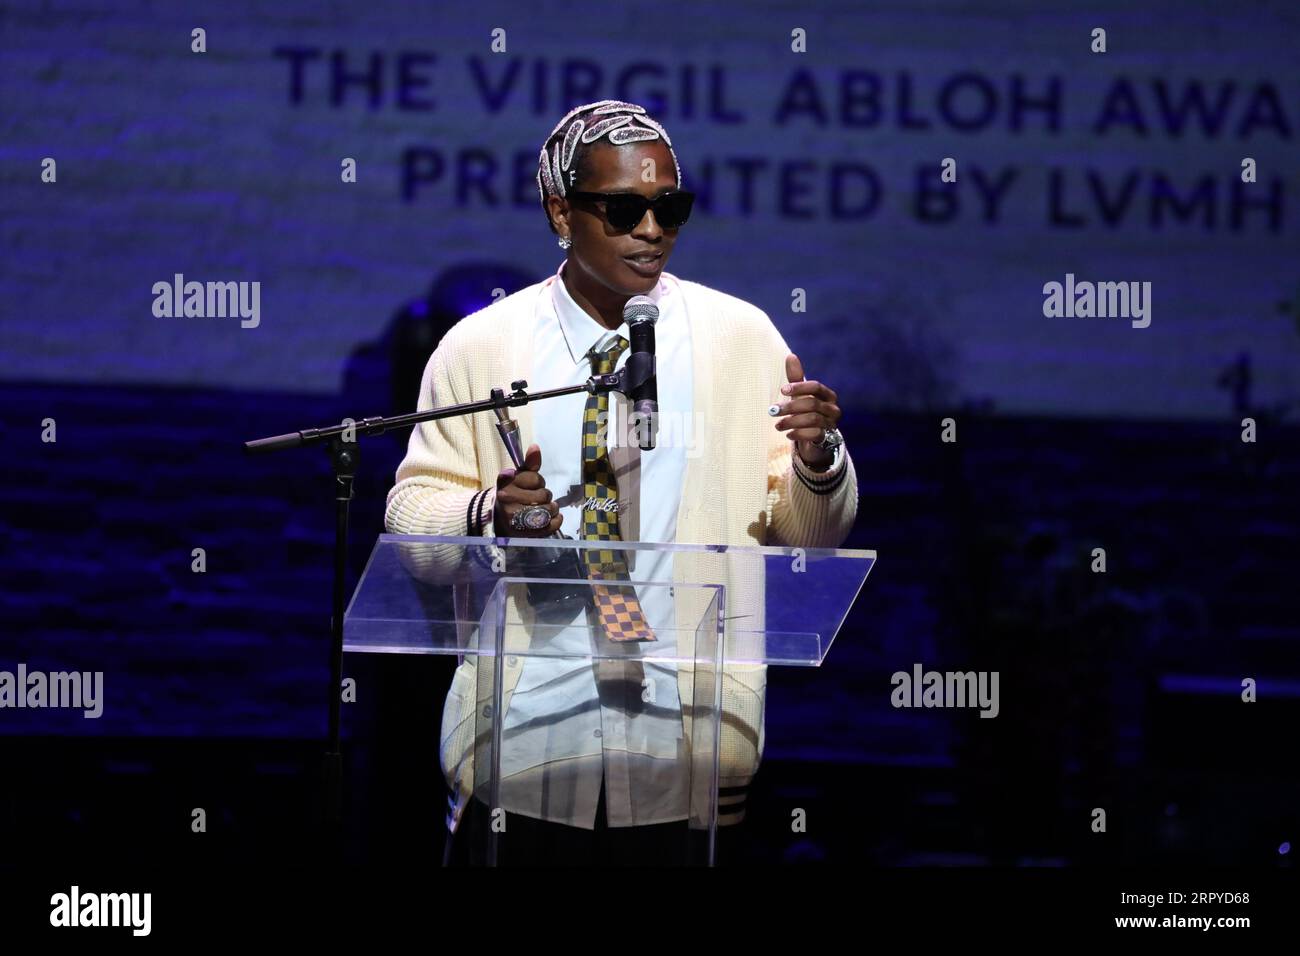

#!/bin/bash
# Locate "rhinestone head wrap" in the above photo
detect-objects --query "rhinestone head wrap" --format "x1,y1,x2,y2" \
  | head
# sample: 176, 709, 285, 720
536, 99, 682, 233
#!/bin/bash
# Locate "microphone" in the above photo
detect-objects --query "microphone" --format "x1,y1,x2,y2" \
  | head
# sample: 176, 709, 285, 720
623, 295, 658, 450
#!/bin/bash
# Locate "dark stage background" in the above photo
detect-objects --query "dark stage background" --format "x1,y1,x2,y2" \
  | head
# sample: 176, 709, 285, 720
2, 0, 1298, 869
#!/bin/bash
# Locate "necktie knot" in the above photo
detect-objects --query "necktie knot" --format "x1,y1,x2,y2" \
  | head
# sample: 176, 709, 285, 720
589, 336, 629, 375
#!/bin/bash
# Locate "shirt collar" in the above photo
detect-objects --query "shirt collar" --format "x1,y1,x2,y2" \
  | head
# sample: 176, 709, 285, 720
550, 259, 669, 367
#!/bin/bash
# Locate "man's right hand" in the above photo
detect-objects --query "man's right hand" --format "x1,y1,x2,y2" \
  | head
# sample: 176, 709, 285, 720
494, 443, 562, 537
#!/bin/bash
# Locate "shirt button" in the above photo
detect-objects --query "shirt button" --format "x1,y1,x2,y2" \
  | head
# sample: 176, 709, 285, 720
593, 729, 603, 738
506, 656, 518, 667
482, 705, 493, 718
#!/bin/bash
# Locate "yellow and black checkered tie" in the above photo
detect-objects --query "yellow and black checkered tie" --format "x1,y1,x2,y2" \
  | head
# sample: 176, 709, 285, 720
582, 336, 656, 644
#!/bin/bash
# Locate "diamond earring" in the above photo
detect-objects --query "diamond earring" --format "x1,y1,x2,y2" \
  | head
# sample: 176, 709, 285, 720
557, 235, 572, 249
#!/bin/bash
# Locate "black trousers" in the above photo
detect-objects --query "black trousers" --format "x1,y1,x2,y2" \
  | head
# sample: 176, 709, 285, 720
442, 781, 721, 866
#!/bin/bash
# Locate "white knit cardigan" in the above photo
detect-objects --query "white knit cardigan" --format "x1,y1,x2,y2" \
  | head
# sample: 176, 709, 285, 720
385, 268, 858, 830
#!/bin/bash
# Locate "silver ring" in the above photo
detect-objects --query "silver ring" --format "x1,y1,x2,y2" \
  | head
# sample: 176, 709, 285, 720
510, 504, 553, 532
814, 427, 844, 451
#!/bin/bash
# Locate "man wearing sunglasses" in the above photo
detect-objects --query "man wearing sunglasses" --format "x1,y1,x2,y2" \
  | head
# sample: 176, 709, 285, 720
388, 99, 858, 865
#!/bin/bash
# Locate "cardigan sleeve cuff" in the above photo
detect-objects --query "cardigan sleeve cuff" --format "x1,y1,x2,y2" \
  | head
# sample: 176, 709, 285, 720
466, 486, 498, 538
791, 441, 848, 496
770, 441, 857, 549
385, 482, 498, 538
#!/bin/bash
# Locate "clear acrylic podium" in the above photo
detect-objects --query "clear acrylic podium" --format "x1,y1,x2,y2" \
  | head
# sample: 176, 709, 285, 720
344, 534, 874, 865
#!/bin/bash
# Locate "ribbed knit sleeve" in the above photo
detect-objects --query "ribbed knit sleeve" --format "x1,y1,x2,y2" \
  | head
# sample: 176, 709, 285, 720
385, 335, 496, 538
761, 320, 859, 549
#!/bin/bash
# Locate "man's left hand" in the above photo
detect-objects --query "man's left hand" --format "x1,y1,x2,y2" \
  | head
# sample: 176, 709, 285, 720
773, 354, 842, 472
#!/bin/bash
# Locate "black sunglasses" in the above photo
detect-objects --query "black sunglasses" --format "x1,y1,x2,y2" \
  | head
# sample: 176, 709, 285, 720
568, 190, 695, 232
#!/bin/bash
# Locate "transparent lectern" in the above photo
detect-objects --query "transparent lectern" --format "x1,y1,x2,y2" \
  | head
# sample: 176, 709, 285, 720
344, 534, 874, 866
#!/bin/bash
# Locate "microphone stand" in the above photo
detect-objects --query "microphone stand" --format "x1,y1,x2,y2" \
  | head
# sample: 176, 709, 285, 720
241, 364, 644, 843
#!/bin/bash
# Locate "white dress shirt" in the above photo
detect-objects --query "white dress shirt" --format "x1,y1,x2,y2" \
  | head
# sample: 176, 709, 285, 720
497, 259, 695, 830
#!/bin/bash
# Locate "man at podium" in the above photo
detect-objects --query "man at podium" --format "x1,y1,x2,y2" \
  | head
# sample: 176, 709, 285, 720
386, 99, 858, 864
